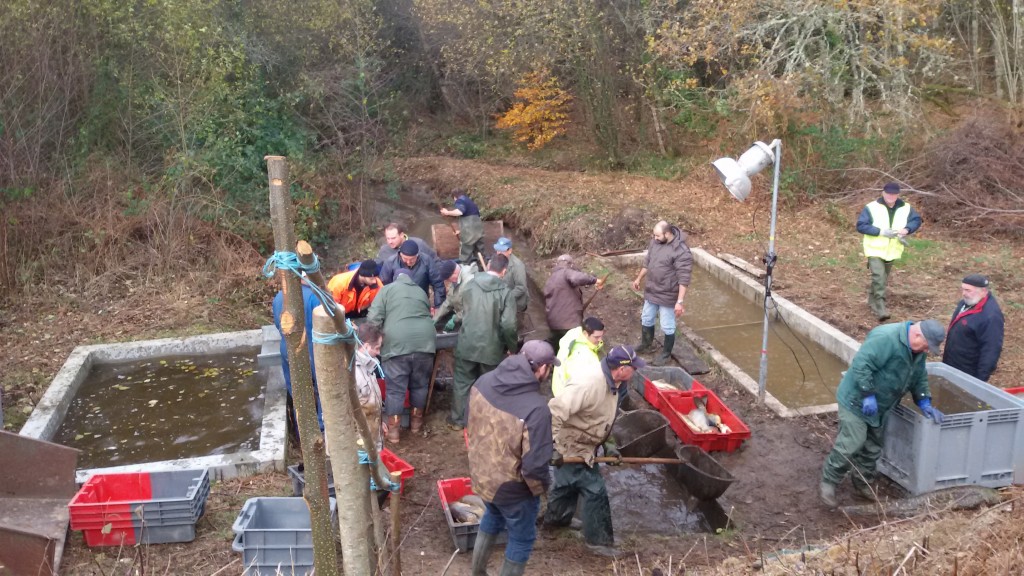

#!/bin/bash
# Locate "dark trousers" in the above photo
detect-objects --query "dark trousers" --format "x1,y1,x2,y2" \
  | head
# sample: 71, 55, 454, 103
544, 463, 614, 546
382, 352, 434, 416
480, 496, 540, 563
547, 329, 569, 353
822, 406, 886, 489
450, 357, 497, 427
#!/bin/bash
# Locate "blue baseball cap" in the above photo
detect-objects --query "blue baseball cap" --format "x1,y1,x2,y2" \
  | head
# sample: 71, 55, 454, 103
493, 237, 513, 251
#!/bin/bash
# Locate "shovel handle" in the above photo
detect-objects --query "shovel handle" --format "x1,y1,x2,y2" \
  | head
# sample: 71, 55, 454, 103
562, 456, 684, 465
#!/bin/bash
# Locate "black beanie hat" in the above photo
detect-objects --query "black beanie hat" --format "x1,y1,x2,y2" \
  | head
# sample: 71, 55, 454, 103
963, 274, 989, 288
358, 260, 378, 277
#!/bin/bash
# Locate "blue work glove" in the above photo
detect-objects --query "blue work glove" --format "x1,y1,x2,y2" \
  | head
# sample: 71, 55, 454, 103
444, 316, 456, 332
861, 395, 878, 417
916, 398, 945, 424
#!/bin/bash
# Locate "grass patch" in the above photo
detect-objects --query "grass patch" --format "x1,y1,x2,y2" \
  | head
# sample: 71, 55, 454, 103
625, 154, 692, 180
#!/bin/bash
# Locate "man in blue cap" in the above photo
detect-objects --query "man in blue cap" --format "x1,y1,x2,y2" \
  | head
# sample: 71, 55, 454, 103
856, 182, 922, 321
493, 236, 529, 314
820, 319, 946, 508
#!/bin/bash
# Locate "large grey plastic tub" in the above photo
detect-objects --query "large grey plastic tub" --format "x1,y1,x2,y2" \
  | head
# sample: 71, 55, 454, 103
232, 497, 338, 576
630, 366, 696, 398
879, 362, 1024, 495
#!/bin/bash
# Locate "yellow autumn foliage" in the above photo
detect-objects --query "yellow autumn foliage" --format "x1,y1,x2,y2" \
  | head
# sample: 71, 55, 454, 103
495, 69, 572, 150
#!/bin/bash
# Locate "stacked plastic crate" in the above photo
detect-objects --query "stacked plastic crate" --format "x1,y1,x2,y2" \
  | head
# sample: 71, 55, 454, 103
68, 469, 211, 546
232, 497, 337, 576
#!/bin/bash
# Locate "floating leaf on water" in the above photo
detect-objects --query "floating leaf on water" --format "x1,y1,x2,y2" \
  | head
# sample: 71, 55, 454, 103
159, 360, 168, 365
75, 434, 85, 441
148, 400, 158, 407
144, 379, 152, 383
114, 385, 129, 391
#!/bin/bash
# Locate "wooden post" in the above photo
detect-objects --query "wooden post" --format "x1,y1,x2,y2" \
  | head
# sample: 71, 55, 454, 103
265, 156, 339, 576
313, 306, 375, 576
295, 242, 389, 492
389, 471, 404, 576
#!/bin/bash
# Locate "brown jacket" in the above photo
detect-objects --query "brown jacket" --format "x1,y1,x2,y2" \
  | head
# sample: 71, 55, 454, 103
468, 355, 553, 505
643, 225, 692, 307
548, 362, 617, 466
543, 264, 598, 331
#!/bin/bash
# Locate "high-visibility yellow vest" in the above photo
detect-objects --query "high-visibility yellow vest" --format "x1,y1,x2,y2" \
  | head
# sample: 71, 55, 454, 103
862, 201, 911, 261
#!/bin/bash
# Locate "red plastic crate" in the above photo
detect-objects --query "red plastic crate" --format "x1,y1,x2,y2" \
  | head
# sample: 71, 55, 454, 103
659, 389, 750, 452
380, 448, 415, 493
1005, 386, 1024, 397
643, 376, 706, 411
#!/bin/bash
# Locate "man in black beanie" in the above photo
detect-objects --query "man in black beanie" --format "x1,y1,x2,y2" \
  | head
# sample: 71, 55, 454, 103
380, 239, 448, 313
943, 274, 1004, 381
327, 259, 382, 318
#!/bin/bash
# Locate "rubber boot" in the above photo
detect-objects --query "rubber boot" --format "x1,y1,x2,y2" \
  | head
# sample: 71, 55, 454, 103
471, 531, 498, 576
652, 334, 675, 366
410, 408, 424, 434
819, 481, 838, 508
853, 483, 878, 502
636, 325, 655, 354
499, 558, 527, 576
387, 415, 401, 445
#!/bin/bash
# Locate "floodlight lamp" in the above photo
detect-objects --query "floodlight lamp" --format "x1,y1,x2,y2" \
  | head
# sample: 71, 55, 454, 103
712, 141, 777, 202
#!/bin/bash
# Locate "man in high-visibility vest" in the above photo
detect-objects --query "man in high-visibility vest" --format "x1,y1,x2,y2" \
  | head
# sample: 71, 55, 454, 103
855, 182, 922, 321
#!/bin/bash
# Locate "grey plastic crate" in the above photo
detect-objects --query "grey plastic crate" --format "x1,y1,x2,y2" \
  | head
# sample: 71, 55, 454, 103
70, 469, 210, 529
286, 465, 335, 498
879, 362, 1024, 495
232, 497, 337, 576
631, 365, 696, 398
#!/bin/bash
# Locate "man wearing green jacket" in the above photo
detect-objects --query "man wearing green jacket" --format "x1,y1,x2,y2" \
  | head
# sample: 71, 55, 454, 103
447, 254, 518, 431
820, 319, 946, 508
366, 269, 437, 444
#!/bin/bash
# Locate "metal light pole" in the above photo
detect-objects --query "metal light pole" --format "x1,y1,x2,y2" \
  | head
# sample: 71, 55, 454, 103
712, 139, 782, 403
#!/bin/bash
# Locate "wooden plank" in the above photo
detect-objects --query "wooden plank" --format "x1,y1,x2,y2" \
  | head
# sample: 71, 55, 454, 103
718, 253, 766, 279
431, 221, 505, 260
670, 338, 711, 375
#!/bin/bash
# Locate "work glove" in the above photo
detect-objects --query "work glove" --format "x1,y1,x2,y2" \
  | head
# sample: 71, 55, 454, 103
916, 398, 945, 424
550, 450, 564, 468
603, 441, 622, 466
861, 395, 878, 417
880, 228, 899, 238
444, 316, 456, 332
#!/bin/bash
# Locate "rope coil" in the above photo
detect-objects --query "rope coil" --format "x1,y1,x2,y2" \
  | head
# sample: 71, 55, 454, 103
358, 449, 401, 492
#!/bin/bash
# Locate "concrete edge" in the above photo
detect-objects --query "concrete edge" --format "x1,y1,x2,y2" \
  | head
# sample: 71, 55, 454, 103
604, 249, 851, 417
26, 327, 285, 482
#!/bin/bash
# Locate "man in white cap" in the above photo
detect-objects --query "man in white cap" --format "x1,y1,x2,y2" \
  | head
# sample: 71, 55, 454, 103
943, 274, 1004, 381
820, 319, 946, 508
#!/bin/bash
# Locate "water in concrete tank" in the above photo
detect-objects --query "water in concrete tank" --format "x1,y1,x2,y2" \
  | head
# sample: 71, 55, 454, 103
899, 376, 993, 414
682, 270, 849, 408
54, 348, 265, 469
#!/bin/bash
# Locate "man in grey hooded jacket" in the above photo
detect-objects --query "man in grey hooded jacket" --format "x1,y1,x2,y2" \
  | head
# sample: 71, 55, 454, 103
632, 221, 692, 365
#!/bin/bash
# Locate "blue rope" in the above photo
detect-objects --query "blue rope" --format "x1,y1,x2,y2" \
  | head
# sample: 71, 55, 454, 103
262, 251, 335, 318
358, 449, 401, 492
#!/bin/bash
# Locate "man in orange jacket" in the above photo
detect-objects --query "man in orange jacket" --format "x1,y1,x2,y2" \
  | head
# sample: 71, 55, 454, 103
328, 260, 383, 318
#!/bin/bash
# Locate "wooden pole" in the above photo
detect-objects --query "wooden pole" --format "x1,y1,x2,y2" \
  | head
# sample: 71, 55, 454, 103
424, 351, 444, 417
295, 242, 389, 491
313, 306, 375, 576
561, 456, 685, 465
389, 471, 404, 576
580, 272, 612, 314
266, 155, 339, 576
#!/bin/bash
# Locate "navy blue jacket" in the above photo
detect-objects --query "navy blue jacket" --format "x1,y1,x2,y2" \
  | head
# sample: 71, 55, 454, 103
855, 198, 922, 236
379, 253, 447, 308
455, 195, 481, 217
943, 292, 1004, 381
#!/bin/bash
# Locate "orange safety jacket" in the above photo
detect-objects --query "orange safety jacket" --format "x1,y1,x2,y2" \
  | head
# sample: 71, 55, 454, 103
328, 270, 382, 315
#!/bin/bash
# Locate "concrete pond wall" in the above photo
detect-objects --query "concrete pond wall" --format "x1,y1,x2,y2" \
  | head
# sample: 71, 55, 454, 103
608, 248, 860, 417
21, 326, 287, 482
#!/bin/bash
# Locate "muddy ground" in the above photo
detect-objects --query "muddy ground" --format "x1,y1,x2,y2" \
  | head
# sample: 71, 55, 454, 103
5, 155, 1024, 574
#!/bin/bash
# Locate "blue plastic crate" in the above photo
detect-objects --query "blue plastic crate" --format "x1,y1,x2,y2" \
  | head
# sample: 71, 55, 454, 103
879, 362, 1024, 495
